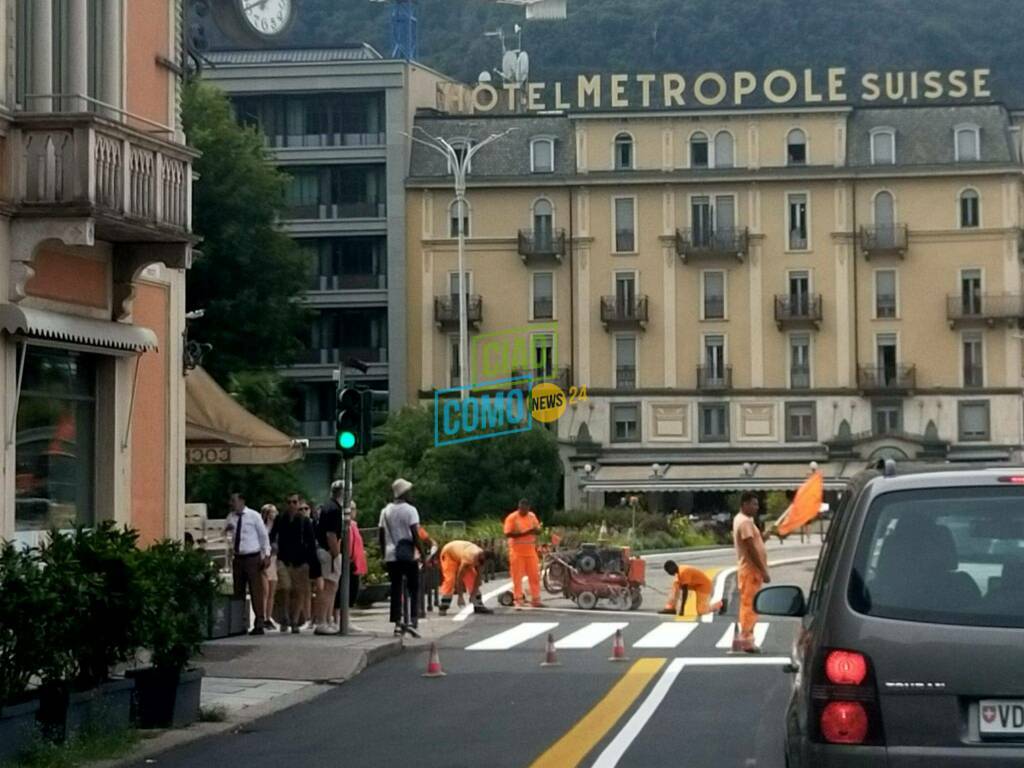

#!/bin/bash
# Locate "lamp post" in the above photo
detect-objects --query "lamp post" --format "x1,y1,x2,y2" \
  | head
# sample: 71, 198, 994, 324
405, 127, 516, 398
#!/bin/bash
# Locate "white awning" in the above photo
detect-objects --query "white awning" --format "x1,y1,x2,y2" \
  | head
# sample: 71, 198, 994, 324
0, 304, 157, 354
581, 461, 860, 493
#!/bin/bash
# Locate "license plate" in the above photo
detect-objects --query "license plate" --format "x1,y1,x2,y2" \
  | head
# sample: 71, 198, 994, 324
980, 700, 1024, 736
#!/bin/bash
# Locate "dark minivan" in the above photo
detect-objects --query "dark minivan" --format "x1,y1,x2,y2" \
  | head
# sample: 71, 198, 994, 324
757, 462, 1024, 766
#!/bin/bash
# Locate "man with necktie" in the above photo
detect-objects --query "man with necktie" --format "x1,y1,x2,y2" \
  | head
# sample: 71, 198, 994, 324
225, 491, 271, 635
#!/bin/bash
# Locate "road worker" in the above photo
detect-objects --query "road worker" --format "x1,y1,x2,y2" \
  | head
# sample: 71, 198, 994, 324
504, 498, 544, 608
659, 560, 725, 616
732, 491, 770, 653
438, 540, 494, 616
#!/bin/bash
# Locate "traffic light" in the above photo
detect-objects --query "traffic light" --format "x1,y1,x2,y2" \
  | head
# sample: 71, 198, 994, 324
336, 387, 362, 456
360, 389, 390, 450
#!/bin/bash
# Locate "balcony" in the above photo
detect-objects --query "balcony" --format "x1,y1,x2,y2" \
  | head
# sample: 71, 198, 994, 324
301, 346, 388, 365
13, 112, 195, 242
857, 364, 916, 394
946, 294, 1024, 328
518, 229, 566, 263
675, 227, 749, 263
285, 201, 386, 221
434, 295, 482, 330
511, 366, 571, 392
860, 224, 908, 259
309, 273, 387, 291
790, 366, 811, 390
774, 295, 823, 330
615, 366, 637, 390
600, 296, 648, 330
697, 365, 733, 391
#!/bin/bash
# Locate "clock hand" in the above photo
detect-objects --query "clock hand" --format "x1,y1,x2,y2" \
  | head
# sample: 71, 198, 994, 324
243, 0, 269, 10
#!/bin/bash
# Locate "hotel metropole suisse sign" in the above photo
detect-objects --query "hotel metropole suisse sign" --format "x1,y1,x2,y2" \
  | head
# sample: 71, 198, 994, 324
459, 67, 995, 113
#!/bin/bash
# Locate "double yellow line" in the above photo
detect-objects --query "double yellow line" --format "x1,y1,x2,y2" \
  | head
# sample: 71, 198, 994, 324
529, 658, 665, 768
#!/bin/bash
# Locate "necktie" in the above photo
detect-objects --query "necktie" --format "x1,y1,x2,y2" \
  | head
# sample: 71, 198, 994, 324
234, 511, 243, 554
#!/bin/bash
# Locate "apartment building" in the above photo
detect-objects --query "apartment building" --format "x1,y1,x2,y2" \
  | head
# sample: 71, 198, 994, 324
0, 0, 195, 543
407, 101, 1024, 509
204, 46, 457, 489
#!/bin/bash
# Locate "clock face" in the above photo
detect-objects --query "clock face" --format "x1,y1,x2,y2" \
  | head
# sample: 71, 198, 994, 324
238, 0, 293, 37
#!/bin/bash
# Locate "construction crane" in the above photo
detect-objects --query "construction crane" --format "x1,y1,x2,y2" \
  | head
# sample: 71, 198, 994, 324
369, 0, 566, 62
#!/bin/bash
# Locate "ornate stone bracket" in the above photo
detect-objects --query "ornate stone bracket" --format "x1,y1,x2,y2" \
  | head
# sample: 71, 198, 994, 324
113, 243, 193, 321
9, 218, 95, 301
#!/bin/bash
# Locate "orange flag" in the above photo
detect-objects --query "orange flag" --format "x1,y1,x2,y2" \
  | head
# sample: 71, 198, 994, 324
778, 471, 824, 536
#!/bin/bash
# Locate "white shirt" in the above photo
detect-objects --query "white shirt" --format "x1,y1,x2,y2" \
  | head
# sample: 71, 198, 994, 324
378, 501, 420, 563
225, 507, 270, 557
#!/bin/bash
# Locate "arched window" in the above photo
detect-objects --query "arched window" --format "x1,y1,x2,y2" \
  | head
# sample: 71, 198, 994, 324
449, 199, 469, 238
959, 189, 980, 228
614, 133, 634, 170
531, 138, 554, 173
533, 198, 554, 245
787, 129, 807, 165
955, 124, 980, 162
690, 131, 709, 168
871, 128, 896, 165
874, 191, 895, 247
713, 131, 734, 168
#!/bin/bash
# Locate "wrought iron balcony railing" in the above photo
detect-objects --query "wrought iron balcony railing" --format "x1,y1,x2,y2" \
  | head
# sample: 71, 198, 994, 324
518, 229, 567, 261
675, 227, 749, 262
434, 295, 483, 329
860, 224, 908, 258
774, 295, 823, 329
857, 364, 916, 392
600, 296, 649, 329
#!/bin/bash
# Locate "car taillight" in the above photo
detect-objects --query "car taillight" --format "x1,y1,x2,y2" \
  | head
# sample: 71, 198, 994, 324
812, 648, 884, 746
998, 476, 1024, 484
826, 650, 867, 685
820, 702, 870, 744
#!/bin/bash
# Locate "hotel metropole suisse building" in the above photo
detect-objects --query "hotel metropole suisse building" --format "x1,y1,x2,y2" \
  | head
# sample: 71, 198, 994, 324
0, 0, 194, 543
406, 83, 1024, 509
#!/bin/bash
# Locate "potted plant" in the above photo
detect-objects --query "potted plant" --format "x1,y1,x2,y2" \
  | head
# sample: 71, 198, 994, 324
130, 541, 219, 729
355, 548, 390, 607
0, 542, 47, 764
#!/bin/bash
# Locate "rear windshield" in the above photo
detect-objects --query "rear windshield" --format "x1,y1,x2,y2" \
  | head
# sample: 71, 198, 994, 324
849, 486, 1024, 628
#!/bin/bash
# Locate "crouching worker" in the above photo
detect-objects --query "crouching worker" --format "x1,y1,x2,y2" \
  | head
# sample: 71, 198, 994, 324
659, 560, 725, 617
438, 540, 494, 616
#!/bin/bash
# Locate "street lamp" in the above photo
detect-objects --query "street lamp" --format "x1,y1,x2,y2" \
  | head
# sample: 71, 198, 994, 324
406, 126, 517, 398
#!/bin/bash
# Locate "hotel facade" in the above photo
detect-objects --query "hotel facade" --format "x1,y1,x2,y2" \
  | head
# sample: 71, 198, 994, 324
0, 0, 194, 543
406, 98, 1024, 509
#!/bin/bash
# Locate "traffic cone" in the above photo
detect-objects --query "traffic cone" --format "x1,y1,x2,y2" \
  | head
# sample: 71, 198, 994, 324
608, 628, 629, 662
540, 633, 561, 667
422, 642, 447, 678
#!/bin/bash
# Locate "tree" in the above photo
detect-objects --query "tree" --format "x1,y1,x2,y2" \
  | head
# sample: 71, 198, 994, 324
352, 406, 563, 521
182, 80, 311, 384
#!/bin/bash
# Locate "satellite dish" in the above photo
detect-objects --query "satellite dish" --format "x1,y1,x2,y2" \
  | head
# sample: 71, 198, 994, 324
516, 50, 530, 84
479, 71, 492, 83
501, 50, 518, 82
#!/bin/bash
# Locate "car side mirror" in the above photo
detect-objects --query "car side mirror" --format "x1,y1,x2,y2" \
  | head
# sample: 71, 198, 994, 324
754, 585, 807, 617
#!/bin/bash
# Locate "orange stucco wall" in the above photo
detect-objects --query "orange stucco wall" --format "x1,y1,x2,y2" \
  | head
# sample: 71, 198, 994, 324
131, 282, 169, 544
25, 247, 109, 308
125, 0, 171, 128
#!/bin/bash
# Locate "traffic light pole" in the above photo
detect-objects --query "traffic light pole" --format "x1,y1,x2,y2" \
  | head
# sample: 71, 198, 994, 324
336, 361, 352, 636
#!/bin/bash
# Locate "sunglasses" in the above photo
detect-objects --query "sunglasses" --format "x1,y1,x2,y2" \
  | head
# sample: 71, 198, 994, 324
299, 506, 310, 512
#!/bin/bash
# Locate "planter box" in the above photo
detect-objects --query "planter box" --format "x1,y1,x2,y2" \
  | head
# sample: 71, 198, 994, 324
127, 667, 204, 729
355, 582, 390, 608
0, 699, 40, 764
86, 678, 135, 733
207, 596, 249, 639
36, 685, 96, 743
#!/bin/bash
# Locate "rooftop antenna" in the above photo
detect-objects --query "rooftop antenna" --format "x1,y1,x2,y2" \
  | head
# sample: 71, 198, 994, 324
496, 0, 568, 20
487, 25, 529, 89
369, 0, 417, 60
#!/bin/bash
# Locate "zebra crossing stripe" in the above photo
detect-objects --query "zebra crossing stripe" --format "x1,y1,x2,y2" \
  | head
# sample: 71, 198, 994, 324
633, 622, 699, 649
466, 622, 559, 651
554, 622, 629, 650
715, 622, 769, 649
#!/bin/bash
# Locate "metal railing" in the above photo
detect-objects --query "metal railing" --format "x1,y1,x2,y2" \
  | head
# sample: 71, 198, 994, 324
857, 364, 916, 391
301, 347, 387, 365
600, 295, 649, 327
774, 295, 823, 326
790, 366, 811, 390
860, 224, 909, 256
615, 366, 637, 390
703, 296, 725, 320
697, 365, 733, 390
675, 227, 749, 260
285, 201, 386, 220
309, 273, 387, 291
946, 294, 1024, 324
434, 295, 483, 326
518, 229, 567, 259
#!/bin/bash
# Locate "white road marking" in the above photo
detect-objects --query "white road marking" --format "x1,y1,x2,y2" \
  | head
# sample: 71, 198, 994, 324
716, 622, 770, 649
554, 622, 629, 650
452, 580, 511, 622
633, 623, 698, 649
592, 655, 791, 768
702, 555, 819, 623
465, 621, 558, 651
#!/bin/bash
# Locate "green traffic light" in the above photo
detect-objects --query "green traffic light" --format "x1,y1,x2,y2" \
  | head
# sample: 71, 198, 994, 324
338, 432, 356, 450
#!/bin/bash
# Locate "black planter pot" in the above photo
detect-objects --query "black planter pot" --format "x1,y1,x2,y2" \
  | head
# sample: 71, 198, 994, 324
0, 698, 40, 764
127, 667, 204, 729
355, 582, 390, 607
36, 685, 96, 743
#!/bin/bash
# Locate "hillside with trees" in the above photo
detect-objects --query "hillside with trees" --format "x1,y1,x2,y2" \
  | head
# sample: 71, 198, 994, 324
286, 0, 1024, 106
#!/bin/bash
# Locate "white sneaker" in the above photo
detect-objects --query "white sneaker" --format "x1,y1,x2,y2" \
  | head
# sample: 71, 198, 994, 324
314, 623, 337, 635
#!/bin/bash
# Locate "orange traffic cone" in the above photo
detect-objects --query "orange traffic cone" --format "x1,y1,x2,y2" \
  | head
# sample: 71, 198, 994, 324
540, 633, 561, 667
422, 642, 447, 678
608, 628, 629, 662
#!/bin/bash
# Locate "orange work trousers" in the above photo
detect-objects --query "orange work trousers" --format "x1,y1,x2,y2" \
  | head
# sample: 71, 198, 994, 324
440, 552, 476, 597
509, 548, 541, 605
664, 584, 714, 614
738, 566, 764, 634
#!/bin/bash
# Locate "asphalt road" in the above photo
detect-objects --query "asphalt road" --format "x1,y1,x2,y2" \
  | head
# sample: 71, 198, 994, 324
137, 541, 821, 768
